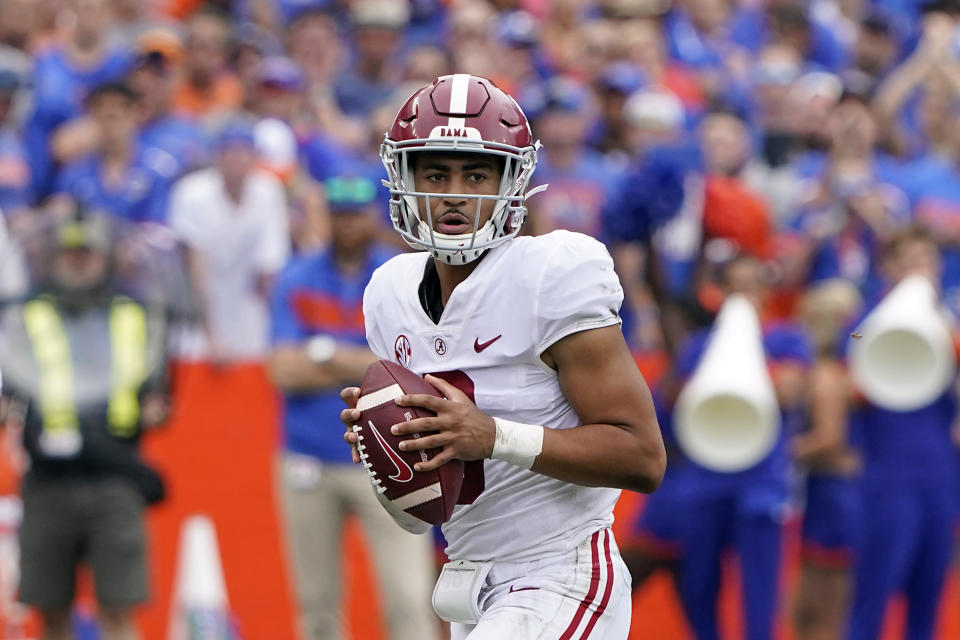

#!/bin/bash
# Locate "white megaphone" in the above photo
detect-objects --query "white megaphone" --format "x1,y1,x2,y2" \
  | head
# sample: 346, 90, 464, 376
675, 294, 781, 472
848, 274, 956, 412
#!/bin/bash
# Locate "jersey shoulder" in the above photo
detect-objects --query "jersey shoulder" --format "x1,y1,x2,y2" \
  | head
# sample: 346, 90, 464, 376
508, 230, 611, 264
366, 251, 430, 306
511, 231, 619, 294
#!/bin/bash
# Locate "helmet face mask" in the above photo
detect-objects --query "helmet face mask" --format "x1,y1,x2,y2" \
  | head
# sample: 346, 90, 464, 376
380, 74, 543, 265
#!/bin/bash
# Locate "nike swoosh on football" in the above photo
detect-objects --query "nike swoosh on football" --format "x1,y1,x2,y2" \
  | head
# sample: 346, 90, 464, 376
508, 585, 540, 593
474, 334, 502, 352
368, 420, 414, 482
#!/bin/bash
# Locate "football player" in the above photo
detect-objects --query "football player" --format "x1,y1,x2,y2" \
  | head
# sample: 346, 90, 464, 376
339, 74, 666, 639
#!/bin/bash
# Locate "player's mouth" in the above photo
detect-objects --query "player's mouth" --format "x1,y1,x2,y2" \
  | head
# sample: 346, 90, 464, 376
435, 212, 472, 235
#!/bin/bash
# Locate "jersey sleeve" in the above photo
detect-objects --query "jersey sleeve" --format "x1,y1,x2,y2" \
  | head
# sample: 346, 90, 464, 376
535, 232, 624, 355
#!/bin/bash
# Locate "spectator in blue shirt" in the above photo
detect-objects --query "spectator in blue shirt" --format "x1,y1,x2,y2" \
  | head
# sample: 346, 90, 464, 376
334, 1, 408, 118
130, 31, 209, 179
0, 65, 32, 221
25, 0, 132, 199
525, 76, 624, 238
52, 82, 174, 224
268, 174, 437, 640
785, 90, 909, 303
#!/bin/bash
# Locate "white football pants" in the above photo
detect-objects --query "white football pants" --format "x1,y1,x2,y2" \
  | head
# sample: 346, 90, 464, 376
450, 528, 631, 640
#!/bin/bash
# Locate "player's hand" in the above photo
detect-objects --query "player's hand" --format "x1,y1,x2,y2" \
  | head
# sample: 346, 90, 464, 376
391, 374, 496, 472
340, 386, 361, 464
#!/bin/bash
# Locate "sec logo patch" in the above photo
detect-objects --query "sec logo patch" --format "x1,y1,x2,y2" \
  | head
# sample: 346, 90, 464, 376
394, 335, 412, 368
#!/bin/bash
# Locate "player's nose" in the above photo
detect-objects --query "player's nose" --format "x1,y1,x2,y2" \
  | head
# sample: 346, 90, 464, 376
441, 190, 467, 207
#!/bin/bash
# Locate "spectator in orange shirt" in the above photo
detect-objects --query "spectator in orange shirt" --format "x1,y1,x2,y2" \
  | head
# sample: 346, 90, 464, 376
699, 109, 774, 261
170, 6, 243, 122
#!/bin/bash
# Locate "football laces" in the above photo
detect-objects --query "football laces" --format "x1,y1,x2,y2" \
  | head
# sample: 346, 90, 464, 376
353, 424, 386, 493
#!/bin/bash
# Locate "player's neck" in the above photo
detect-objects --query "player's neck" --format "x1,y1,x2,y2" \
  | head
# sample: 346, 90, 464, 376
434, 253, 486, 306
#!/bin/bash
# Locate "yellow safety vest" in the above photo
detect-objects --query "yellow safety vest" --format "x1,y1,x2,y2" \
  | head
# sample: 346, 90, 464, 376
23, 295, 148, 440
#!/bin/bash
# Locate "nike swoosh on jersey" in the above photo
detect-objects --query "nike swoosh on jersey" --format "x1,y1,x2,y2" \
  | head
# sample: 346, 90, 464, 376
474, 334, 502, 352
368, 420, 414, 482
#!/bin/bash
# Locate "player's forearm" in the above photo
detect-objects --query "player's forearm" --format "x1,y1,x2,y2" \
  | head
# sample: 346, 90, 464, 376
532, 423, 666, 493
268, 344, 377, 392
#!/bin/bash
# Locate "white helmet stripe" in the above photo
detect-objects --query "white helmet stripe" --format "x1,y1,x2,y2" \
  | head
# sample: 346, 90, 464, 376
447, 73, 471, 131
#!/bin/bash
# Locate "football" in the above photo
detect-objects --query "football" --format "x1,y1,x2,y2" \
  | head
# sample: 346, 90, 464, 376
355, 360, 464, 525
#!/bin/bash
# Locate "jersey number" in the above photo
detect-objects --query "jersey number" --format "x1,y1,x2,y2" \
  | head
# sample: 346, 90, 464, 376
428, 370, 485, 505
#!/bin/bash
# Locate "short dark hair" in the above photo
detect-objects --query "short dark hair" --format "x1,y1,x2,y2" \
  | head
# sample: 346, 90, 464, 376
882, 224, 939, 262
84, 81, 139, 107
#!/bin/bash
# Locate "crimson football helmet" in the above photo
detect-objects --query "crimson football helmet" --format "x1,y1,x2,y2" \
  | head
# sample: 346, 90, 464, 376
381, 74, 545, 264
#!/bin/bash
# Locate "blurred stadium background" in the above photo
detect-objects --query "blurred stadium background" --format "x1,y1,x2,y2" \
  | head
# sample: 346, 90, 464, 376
0, 0, 958, 638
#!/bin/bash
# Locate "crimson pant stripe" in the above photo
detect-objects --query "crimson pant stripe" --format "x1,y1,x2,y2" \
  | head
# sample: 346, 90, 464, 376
578, 529, 615, 639
558, 531, 602, 640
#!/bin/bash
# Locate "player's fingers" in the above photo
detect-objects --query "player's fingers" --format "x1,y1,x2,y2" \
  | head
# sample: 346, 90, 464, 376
424, 374, 470, 403
340, 407, 360, 427
395, 393, 446, 412
415, 448, 455, 472
343, 430, 360, 464
399, 433, 446, 452
391, 417, 444, 436
340, 386, 361, 408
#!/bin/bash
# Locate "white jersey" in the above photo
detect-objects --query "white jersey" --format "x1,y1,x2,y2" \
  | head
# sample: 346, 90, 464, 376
363, 230, 624, 563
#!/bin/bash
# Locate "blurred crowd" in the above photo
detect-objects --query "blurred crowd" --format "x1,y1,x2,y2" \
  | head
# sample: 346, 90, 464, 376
0, 0, 953, 359
0, 0, 958, 637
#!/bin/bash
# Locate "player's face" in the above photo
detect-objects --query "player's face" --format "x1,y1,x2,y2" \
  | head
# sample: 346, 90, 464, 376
411, 152, 501, 235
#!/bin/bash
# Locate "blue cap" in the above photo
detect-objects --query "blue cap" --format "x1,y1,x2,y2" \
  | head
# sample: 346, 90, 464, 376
598, 62, 646, 94
325, 175, 379, 212
215, 120, 256, 150
258, 56, 305, 91
517, 77, 589, 120
234, 22, 285, 56
543, 76, 589, 112
496, 11, 540, 47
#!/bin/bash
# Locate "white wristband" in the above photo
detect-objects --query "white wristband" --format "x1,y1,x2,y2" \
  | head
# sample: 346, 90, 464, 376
491, 418, 544, 470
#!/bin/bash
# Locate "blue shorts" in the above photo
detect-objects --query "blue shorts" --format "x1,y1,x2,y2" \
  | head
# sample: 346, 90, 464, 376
801, 474, 861, 567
